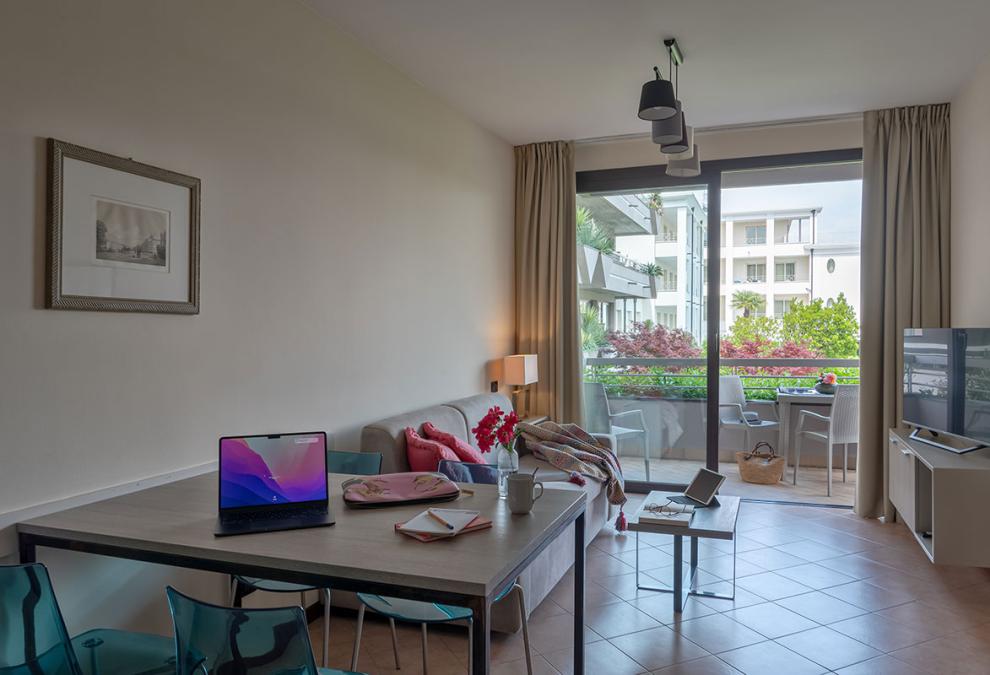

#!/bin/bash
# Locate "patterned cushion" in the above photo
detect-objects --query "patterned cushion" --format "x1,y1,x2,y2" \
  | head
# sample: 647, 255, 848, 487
422, 421, 487, 464
404, 427, 458, 472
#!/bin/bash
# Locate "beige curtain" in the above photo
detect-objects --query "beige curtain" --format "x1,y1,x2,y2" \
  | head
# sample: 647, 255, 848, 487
858, 104, 951, 519
514, 141, 582, 422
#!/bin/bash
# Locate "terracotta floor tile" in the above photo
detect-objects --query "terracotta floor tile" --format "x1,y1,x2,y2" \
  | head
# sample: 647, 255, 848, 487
776, 590, 868, 624
736, 547, 807, 571
833, 654, 931, 675
890, 634, 990, 675
672, 614, 766, 654
717, 640, 826, 675
734, 571, 811, 601
631, 593, 719, 625
814, 553, 905, 580
875, 600, 987, 637
774, 539, 847, 563
773, 562, 856, 590
542, 638, 648, 675
828, 612, 931, 652
583, 600, 662, 639
723, 602, 818, 639
492, 654, 561, 675
609, 625, 710, 671
650, 654, 741, 674
691, 584, 767, 613
525, 611, 602, 656
821, 579, 917, 611
775, 625, 882, 671
741, 527, 807, 547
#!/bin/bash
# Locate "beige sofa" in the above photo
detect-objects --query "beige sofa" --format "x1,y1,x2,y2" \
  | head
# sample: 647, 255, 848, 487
359, 392, 612, 633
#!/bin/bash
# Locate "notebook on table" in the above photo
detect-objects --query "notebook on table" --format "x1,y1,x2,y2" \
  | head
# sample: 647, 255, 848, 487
396, 508, 492, 542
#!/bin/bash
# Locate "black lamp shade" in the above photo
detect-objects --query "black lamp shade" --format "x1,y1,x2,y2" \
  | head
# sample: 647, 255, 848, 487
651, 101, 683, 144
638, 78, 677, 121
660, 113, 690, 154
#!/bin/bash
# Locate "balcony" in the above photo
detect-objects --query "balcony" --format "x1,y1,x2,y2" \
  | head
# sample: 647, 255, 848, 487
577, 245, 655, 299
584, 356, 860, 505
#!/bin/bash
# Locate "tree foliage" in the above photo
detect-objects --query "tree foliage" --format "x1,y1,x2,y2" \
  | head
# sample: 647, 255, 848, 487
727, 315, 780, 346
605, 322, 701, 358
731, 290, 764, 318
780, 293, 860, 358
580, 305, 608, 354
576, 206, 614, 254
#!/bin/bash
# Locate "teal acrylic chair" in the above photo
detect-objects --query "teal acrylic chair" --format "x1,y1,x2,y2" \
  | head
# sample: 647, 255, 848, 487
166, 586, 364, 675
352, 459, 533, 675
229, 450, 383, 667
0, 563, 174, 675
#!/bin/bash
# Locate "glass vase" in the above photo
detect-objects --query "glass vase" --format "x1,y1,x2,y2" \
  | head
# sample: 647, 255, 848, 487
496, 444, 519, 499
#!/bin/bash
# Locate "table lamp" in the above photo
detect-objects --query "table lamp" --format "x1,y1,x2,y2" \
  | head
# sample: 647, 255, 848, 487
504, 354, 539, 417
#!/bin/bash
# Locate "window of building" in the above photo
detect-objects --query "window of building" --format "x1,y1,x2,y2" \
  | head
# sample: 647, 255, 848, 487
746, 263, 766, 282
774, 298, 793, 316
744, 224, 766, 245
775, 262, 796, 282
827, 258, 836, 273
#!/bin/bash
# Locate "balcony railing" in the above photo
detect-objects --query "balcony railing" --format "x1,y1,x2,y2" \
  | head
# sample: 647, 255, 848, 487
585, 357, 860, 400
741, 236, 766, 246
657, 230, 677, 242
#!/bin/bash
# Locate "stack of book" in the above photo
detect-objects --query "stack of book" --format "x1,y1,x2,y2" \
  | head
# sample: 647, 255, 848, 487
396, 508, 492, 542
638, 502, 695, 527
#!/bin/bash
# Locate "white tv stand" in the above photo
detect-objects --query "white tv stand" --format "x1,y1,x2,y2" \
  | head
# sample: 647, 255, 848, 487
889, 427, 990, 566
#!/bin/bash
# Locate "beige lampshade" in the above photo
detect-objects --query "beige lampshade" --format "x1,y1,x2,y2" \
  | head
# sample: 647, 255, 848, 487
503, 354, 539, 385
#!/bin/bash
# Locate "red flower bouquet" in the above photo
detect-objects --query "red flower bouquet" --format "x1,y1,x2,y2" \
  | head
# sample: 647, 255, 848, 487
471, 406, 520, 454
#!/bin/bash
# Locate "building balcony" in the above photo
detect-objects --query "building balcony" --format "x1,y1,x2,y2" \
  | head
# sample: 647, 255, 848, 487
577, 245, 655, 299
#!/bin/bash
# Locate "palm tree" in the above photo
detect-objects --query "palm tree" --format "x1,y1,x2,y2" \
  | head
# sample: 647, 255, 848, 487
581, 305, 608, 354
576, 207, 614, 254
732, 290, 764, 318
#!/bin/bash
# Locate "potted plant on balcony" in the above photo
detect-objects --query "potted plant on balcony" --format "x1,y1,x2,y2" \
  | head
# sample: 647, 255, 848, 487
815, 372, 837, 394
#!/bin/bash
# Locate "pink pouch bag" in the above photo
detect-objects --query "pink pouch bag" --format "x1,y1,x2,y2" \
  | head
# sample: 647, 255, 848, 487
341, 472, 460, 508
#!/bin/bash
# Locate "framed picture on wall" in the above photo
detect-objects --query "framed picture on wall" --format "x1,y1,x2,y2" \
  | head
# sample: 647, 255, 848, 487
46, 138, 200, 314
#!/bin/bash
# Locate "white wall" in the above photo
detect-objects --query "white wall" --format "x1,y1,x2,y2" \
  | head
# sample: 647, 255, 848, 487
0, 0, 513, 633
951, 53, 990, 325
576, 117, 863, 172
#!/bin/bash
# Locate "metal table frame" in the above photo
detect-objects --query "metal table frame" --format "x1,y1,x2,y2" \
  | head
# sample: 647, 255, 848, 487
634, 530, 736, 612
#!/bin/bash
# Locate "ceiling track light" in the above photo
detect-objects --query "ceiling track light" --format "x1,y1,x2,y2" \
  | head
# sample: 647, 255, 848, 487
638, 65, 677, 121
640, 37, 700, 170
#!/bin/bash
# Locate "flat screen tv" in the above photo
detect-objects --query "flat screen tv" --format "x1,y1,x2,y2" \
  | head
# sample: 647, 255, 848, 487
903, 328, 990, 453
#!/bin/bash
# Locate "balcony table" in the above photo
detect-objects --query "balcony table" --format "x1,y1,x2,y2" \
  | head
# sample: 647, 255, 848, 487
776, 388, 834, 469
18, 472, 588, 675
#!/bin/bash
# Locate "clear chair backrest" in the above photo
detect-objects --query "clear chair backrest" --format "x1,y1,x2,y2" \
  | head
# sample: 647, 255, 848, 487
166, 586, 318, 675
0, 564, 80, 675
582, 382, 611, 434
327, 450, 382, 476
437, 460, 499, 485
830, 385, 860, 444
718, 376, 747, 423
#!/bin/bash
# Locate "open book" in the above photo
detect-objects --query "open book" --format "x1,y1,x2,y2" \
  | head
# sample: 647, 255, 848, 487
396, 508, 492, 542
638, 502, 695, 527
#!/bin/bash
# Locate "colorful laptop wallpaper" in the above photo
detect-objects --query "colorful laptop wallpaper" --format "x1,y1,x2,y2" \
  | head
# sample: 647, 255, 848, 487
220, 434, 327, 508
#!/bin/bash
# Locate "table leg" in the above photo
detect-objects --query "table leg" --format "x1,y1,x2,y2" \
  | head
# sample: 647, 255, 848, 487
574, 511, 586, 675
18, 534, 36, 564
690, 537, 699, 592
673, 534, 683, 613
469, 595, 490, 675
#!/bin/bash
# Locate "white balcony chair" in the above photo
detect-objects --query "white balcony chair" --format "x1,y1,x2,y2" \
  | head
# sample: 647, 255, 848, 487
794, 384, 859, 497
718, 375, 780, 456
583, 382, 650, 480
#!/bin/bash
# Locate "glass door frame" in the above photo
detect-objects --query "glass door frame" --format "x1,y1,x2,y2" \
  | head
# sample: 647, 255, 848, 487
576, 147, 863, 494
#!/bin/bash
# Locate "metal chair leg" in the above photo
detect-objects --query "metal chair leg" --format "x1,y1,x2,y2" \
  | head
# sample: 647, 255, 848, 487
321, 588, 331, 667
643, 429, 650, 482
350, 603, 365, 672
228, 577, 239, 606
793, 433, 802, 485
421, 623, 429, 675
389, 618, 401, 669
514, 584, 533, 675
827, 440, 833, 497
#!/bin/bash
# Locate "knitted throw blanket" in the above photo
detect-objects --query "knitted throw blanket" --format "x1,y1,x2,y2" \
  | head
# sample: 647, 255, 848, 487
517, 421, 627, 509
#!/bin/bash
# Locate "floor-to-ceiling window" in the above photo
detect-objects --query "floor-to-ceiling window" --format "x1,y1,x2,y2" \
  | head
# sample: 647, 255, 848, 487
577, 150, 862, 506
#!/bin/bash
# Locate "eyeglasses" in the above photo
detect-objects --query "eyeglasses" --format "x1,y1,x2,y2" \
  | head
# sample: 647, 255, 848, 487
643, 499, 681, 515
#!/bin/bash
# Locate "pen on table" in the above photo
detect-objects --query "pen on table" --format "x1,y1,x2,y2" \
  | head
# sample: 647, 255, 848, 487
427, 509, 454, 530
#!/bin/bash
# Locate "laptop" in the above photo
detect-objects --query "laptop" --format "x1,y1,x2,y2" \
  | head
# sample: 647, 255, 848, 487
669, 468, 726, 507
214, 431, 335, 537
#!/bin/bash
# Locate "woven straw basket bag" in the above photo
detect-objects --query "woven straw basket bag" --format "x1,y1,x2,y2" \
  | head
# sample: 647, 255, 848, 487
735, 441, 785, 485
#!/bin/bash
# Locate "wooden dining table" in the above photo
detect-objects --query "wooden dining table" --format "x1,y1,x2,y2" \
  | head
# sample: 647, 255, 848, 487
17, 472, 588, 675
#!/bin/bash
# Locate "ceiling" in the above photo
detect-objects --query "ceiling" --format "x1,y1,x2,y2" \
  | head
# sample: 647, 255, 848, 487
308, 0, 990, 145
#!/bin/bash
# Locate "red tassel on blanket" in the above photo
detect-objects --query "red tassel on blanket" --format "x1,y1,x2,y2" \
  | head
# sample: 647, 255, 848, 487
568, 471, 587, 486
615, 510, 628, 532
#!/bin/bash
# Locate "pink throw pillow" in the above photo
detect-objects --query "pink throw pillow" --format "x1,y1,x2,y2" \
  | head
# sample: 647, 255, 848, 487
405, 427, 459, 472
422, 421, 487, 464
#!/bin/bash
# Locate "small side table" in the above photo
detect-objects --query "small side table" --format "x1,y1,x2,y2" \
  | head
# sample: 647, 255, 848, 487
629, 491, 741, 613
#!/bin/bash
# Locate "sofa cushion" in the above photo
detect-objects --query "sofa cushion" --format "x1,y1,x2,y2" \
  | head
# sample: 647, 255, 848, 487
360, 405, 468, 474
422, 421, 486, 464
404, 427, 459, 472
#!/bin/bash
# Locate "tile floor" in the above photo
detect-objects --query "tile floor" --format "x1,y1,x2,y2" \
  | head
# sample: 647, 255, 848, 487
310, 494, 990, 674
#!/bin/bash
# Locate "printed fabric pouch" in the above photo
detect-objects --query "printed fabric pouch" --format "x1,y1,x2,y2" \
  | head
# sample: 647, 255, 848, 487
341, 472, 460, 508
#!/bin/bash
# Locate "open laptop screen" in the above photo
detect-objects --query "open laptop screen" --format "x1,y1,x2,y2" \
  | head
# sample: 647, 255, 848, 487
219, 432, 327, 511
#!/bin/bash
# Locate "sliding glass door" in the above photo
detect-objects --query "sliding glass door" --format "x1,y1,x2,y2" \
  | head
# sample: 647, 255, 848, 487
576, 149, 863, 504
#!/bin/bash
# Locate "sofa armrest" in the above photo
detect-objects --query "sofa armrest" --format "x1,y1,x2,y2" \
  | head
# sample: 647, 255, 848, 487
591, 432, 615, 450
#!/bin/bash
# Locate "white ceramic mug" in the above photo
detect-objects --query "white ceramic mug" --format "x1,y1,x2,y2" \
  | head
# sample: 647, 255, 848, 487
507, 473, 544, 514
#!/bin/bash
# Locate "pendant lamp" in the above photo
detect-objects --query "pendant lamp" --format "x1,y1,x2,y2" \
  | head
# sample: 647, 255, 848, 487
666, 144, 701, 177
638, 66, 677, 121
651, 101, 683, 145
660, 117, 692, 155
